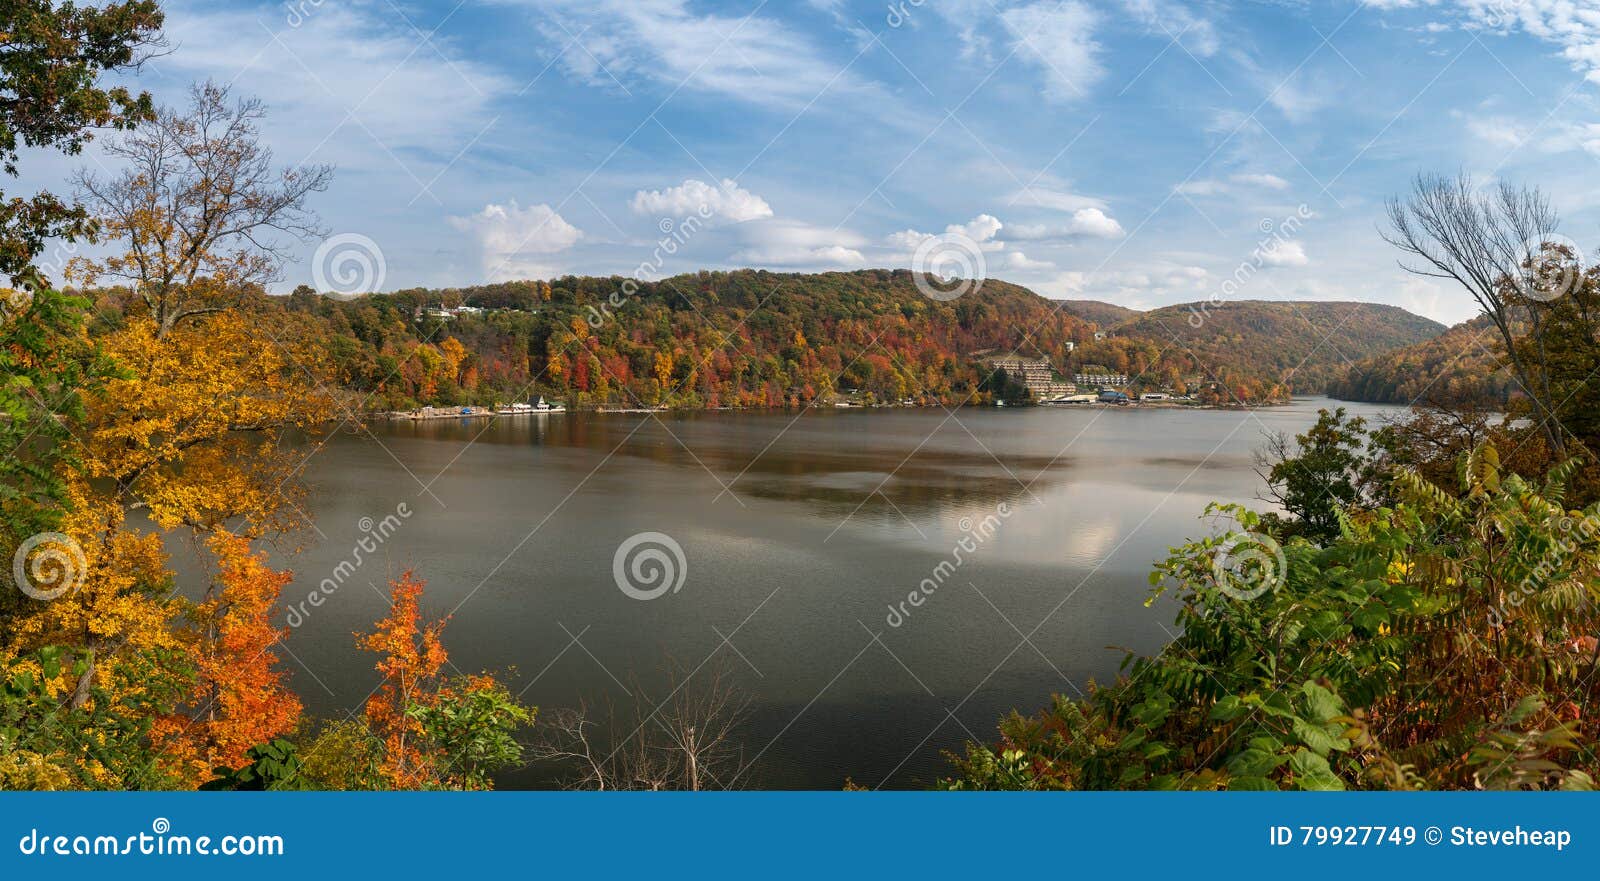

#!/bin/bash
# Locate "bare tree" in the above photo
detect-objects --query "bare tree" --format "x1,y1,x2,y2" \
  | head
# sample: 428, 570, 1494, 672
1382, 172, 1567, 453
71, 80, 333, 337
530, 661, 753, 791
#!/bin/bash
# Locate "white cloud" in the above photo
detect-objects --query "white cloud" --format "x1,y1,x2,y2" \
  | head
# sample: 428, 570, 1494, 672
1046, 264, 1209, 300
1267, 74, 1326, 121
952, 214, 1004, 244
1260, 240, 1310, 267
1119, 0, 1220, 56
1000, 1, 1105, 101
1008, 210, 1124, 240
1010, 187, 1108, 213
630, 178, 773, 223
730, 220, 868, 268
511, 0, 874, 108
154, 1, 510, 171
1005, 251, 1055, 271
449, 201, 583, 281
1231, 173, 1290, 190
1176, 173, 1291, 196
887, 214, 1006, 251
1174, 180, 1228, 196
1460, 113, 1600, 156
1066, 207, 1125, 238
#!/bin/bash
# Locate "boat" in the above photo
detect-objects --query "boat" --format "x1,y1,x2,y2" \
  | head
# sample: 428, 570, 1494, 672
496, 396, 566, 415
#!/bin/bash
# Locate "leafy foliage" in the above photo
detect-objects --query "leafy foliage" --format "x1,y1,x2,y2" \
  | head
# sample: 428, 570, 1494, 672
945, 446, 1600, 791
0, 0, 163, 284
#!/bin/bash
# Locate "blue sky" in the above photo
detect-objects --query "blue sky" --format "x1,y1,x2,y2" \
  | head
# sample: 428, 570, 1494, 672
37, 0, 1600, 325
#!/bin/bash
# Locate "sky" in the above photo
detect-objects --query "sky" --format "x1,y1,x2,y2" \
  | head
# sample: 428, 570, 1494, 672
31, 0, 1600, 326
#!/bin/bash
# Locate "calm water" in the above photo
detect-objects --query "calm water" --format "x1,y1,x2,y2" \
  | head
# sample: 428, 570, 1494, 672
225, 397, 1395, 789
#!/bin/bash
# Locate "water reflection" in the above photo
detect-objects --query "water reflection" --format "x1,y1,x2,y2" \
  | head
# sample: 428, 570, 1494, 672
246, 398, 1398, 789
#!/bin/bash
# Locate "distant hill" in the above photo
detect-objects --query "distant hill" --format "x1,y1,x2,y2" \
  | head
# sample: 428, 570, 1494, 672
133, 273, 1445, 409
1073, 300, 1447, 402
1326, 315, 1516, 406
1057, 299, 1141, 328
262, 269, 1097, 410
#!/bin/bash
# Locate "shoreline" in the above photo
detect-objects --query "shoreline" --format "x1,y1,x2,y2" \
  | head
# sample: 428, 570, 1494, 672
364, 399, 1297, 420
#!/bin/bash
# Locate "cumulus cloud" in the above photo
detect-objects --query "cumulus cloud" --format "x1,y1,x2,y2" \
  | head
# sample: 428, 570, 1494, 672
730, 220, 868, 268
887, 214, 1006, 251
1259, 240, 1310, 267
1048, 264, 1209, 300
1065, 207, 1125, 238
1000, 1, 1104, 101
630, 178, 774, 223
1005, 251, 1055, 271
449, 201, 583, 281
1006, 209, 1124, 241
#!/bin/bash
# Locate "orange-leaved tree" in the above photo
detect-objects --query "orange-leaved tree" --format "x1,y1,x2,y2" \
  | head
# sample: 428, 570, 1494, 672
154, 530, 302, 783
358, 571, 449, 788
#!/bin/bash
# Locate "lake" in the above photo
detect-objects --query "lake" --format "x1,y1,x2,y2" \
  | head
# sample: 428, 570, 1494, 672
235, 397, 1396, 789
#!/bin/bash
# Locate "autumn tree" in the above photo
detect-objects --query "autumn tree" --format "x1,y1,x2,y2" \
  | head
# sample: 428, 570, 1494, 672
359, 571, 449, 788
0, 0, 164, 286
70, 80, 333, 337
153, 530, 302, 783
357, 572, 531, 790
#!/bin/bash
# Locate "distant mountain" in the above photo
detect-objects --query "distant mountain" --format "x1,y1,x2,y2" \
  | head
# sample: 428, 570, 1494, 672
1056, 299, 1141, 328
1326, 315, 1515, 406
1073, 300, 1447, 402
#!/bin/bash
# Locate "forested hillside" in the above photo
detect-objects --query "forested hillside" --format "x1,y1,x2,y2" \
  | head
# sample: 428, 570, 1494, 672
81, 272, 1443, 409
1069, 299, 1445, 403
1055, 299, 1139, 328
1326, 315, 1517, 405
